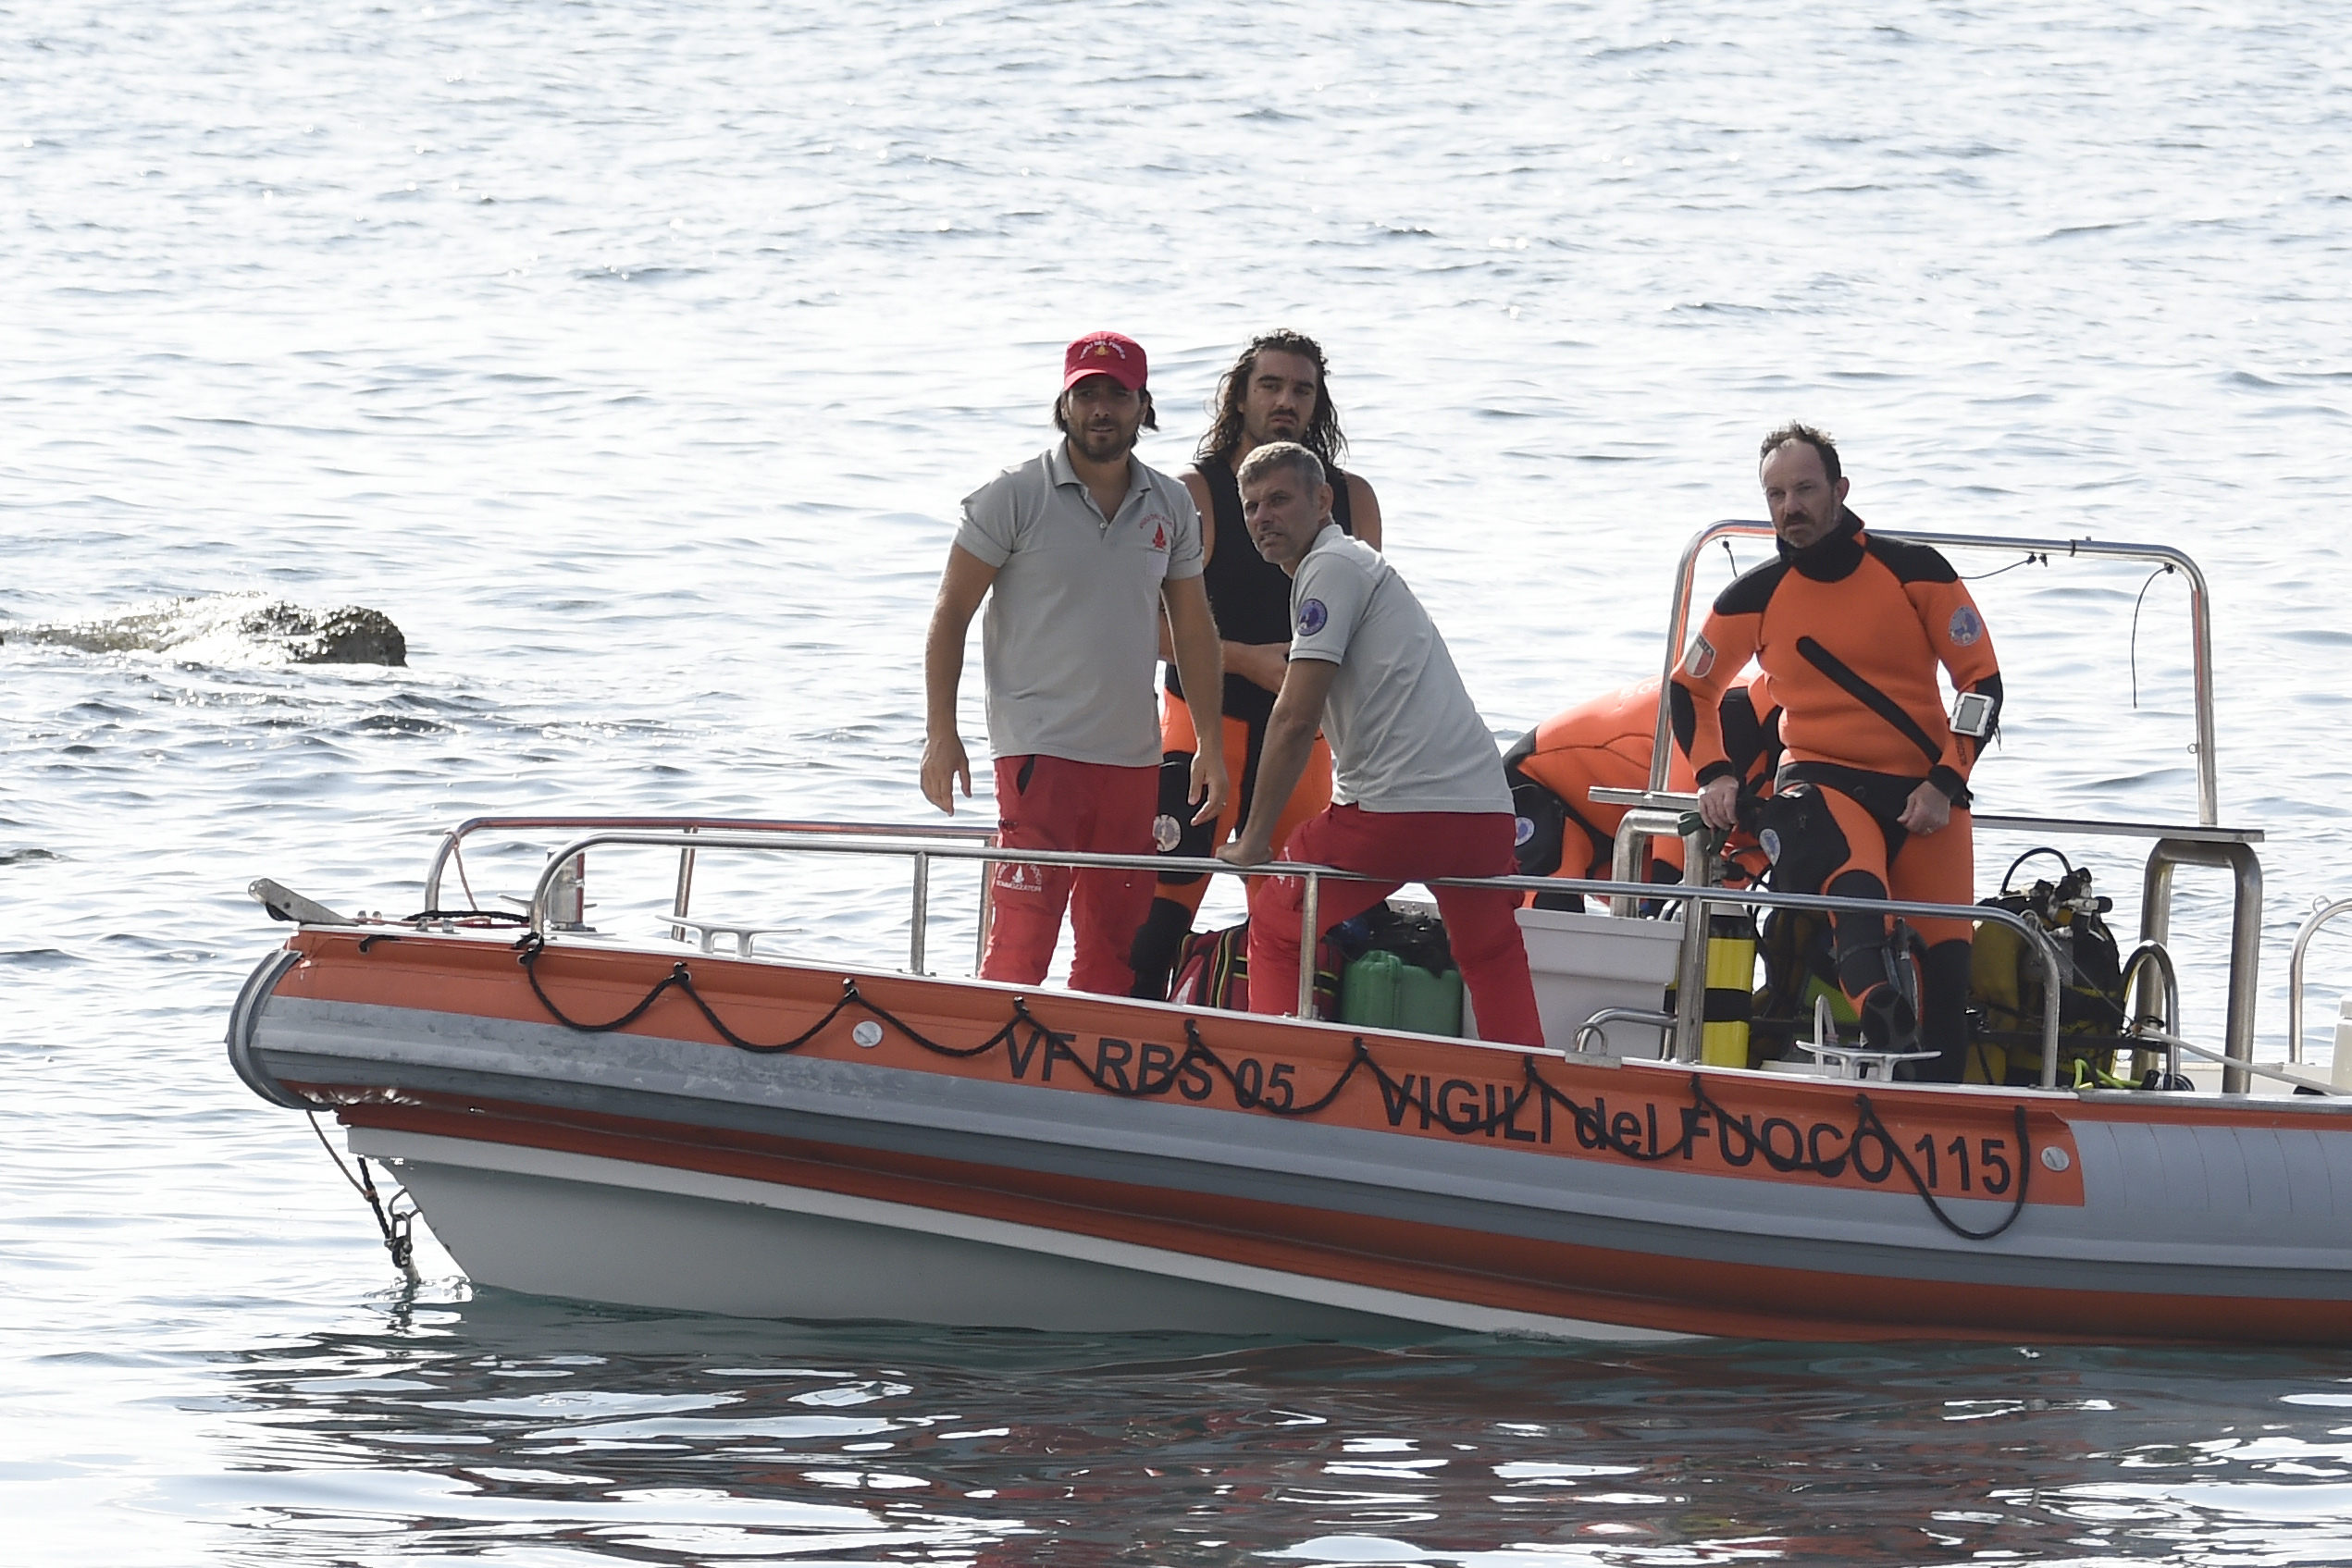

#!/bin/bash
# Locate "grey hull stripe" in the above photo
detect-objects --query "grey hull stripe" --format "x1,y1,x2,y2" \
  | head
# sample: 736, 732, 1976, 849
253, 995, 2352, 1304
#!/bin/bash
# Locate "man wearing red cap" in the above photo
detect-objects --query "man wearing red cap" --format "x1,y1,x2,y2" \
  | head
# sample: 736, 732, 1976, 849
922, 333, 1228, 993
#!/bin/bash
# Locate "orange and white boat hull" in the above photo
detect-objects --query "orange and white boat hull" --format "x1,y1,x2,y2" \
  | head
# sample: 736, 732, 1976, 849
230, 929, 2352, 1345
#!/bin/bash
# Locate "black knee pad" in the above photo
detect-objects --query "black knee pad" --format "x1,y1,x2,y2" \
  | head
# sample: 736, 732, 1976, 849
1857, 981, 1919, 1053
1508, 772, 1568, 879
1824, 869, 1893, 1000
1152, 751, 1218, 884
1757, 782, 1849, 896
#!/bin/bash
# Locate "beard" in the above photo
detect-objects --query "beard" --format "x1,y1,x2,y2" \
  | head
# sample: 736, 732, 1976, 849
1071, 421, 1137, 463
1779, 506, 1838, 545
1248, 412, 1302, 447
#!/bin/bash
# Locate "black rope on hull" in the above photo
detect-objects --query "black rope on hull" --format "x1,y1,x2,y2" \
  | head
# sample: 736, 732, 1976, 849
501, 935, 2038, 1242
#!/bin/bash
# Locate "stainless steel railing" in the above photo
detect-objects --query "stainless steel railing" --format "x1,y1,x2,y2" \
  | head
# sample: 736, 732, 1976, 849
471, 820, 2071, 1082
1643, 524, 2220, 821
2288, 897, 2352, 1068
423, 814, 1001, 913
1626, 524, 2266, 1087
1594, 783, 2266, 1087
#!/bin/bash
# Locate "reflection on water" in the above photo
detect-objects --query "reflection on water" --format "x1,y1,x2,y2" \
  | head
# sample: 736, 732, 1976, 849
212, 1289, 2352, 1563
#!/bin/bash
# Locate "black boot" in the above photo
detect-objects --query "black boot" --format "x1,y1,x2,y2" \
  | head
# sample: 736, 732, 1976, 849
1128, 897, 1195, 1000
1915, 940, 1974, 1083
1856, 980, 1919, 1053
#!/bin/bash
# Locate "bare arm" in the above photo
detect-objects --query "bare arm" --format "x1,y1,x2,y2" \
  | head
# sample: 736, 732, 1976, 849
1223, 640, 1291, 693
1182, 470, 1218, 564
1218, 657, 1339, 865
921, 544, 998, 814
1177, 465, 1292, 692
1345, 473, 1382, 551
1159, 574, 1229, 826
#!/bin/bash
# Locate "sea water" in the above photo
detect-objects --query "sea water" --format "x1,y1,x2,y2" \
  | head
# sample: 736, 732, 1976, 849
5, 0, 2352, 1561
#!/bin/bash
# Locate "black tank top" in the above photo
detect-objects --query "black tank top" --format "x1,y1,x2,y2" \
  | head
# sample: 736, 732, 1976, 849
1167, 455, 1356, 725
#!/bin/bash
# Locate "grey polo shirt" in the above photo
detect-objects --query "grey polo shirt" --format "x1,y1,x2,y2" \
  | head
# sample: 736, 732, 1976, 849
1288, 525, 1511, 814
954, 440, 1203, 769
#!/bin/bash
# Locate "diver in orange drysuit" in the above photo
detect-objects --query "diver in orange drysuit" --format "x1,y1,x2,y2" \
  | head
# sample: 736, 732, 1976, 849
1504, 673, 1781, 910
1673, 426, 2002, 1080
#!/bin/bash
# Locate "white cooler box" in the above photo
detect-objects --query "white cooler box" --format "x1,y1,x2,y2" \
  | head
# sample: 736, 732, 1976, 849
1465, 906, 1685, 1052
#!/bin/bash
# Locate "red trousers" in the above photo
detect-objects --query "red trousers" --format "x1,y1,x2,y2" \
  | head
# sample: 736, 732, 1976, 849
982, 754, 1157, 994
1244, 804, 1545, 1047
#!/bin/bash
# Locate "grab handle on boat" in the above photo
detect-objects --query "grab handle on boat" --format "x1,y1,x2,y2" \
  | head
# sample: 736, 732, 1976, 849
1571, 1007, 1675, 1057
1603, 800, 1708, 920
1298, 869, 1321, 1019
2141, 838, 2262, 1091
2287, 896, 2352, 1066
2121, 939, 2183, 1085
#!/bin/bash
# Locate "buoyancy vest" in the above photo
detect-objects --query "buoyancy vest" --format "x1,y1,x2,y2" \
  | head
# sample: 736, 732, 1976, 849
1167, 453, 1356, 725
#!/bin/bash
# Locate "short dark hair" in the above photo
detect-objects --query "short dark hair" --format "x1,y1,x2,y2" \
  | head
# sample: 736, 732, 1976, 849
1052, 386, 1157, 434
1235, 440, 1326, 496
1198, 329, 1347, 469
1759, 422, 1840, 487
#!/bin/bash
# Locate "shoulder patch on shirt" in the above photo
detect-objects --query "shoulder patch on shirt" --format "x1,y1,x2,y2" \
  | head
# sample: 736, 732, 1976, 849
1682, 633, 1716, 680
1297, 598, 1329, 636
1948, 606, 1983, 647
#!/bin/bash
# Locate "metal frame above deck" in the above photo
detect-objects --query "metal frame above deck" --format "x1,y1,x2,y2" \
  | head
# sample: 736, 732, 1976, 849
1619, 524, 2261, 1088
1643, 524, 2221, 826
1974, 816, 2261, 846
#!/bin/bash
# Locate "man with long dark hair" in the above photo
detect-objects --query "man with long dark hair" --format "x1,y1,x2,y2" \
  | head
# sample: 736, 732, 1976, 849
1129, 329, 1385, 996
922, 332, 1227, 994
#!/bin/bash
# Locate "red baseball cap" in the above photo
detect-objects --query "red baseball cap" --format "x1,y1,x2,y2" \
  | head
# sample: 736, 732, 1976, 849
1062, 331, 1147, 392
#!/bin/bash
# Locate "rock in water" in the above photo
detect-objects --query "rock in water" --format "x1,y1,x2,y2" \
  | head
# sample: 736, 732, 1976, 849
3, 594, 409, 666
235, 603, 408, 665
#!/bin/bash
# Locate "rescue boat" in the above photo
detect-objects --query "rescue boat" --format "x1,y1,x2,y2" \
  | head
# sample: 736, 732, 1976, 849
224, 527, 2352, 1345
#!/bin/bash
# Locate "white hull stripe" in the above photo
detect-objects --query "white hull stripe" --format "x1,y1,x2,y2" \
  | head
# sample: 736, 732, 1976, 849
350, 1126, 1697, 1344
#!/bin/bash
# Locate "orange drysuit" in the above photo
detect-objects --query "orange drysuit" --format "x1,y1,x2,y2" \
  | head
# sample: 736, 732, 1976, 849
1671, 510, 2002, 1078
1504, 674, 1779, 909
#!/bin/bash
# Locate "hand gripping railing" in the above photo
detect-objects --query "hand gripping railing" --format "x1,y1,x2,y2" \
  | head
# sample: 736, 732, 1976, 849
501, 823, 2069, 1082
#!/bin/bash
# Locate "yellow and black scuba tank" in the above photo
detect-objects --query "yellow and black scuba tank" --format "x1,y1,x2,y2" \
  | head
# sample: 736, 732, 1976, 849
1967, 847, 2126, 1084
1660, 811, 1775, 1068
1699, 906, 1758, 1068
